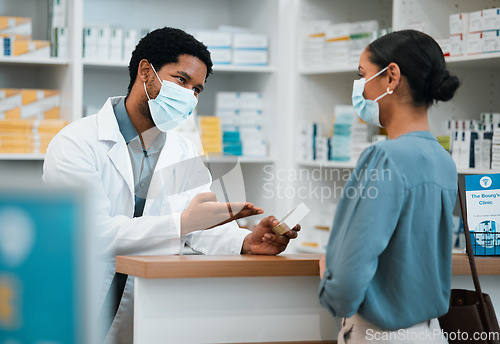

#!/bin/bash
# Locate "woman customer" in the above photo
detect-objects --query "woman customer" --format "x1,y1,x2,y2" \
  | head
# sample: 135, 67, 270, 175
318, 29, 460, 343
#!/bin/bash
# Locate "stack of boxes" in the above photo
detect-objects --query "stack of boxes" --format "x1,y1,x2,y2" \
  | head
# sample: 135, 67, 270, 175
83, 26, 145, 62
216, 92, 267, 157
447, 114, 500, 170
493, 124, 500, 170
0, 89, 67, 154
0, 17, 50, 58
302, 21, 329, 69
443, 8, 500, 57
298, 105, 371, 163
49, 0, 68, 58
198, 116, 222, 154
298, 121, 321, 161
0, 0, 68, 59
196, 29, 269, 66
302, 20, 388, 70
330, 106, 353, 162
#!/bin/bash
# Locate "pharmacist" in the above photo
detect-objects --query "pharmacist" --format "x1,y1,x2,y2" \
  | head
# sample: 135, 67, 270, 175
43, 27, 300, 344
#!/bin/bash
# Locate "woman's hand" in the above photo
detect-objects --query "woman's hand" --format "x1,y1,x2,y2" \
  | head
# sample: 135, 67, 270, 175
319, 254, 326, 279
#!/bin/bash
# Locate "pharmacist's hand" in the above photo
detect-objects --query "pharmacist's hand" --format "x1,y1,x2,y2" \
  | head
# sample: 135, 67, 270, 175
319, 255, 326, 279
181, 192, 263, 236
241, 216, 301, 255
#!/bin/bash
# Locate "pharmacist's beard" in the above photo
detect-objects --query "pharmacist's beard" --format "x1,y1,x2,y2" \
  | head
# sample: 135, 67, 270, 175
140, 96, 155, 128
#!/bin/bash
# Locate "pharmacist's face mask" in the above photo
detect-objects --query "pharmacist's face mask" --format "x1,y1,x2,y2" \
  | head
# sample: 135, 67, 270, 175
144, 63, 198, 132
352, 66, 391, 128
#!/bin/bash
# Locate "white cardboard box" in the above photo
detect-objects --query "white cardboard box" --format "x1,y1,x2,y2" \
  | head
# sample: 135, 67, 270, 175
466, 32, 482, 55
483, 30, 500, 53
450, 13, 470, 36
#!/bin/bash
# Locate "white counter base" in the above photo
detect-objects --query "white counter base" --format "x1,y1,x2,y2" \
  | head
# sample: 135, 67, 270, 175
134, 276, 338, 344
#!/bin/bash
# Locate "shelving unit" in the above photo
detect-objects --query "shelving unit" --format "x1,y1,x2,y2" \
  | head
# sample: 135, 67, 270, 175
2, 0, 500, 241
0, 154, 45, 161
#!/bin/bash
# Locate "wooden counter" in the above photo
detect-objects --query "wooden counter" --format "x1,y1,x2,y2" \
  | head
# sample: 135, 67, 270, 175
116, 253, 500, 279
451, 253, 500, 275
116, 253, 499, 344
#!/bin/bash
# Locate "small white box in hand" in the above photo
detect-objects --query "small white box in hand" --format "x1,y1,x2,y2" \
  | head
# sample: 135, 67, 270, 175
272, 203, 310, 235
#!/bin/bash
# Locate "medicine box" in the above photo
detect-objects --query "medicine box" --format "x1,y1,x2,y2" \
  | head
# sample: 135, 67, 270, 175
216, 92, 239, 110
469, 11, 484, 33
0, 17, 32, 37
0, 89, 61, 120
123, 29, 139, 62
3, 40, 50, 58
450, 13, 470, 36
238, 93, 263, 110
51, 27, 68, 58
239, 110, 263, 126
482, 30, 500, 53
50, 0, 67, 28
466, 32, 483, 55
436, 38, 451, 57
242, 140, 267, 157
209, 48, 231, 65
449, 34, 465, 56
109, 28, 124, 61
232, 33, 268, 49
232, 49, 268, 66
83, 27, 98, 60
96, 26, 111, 60
196, 31, 232, 48
482, 8, 500, 32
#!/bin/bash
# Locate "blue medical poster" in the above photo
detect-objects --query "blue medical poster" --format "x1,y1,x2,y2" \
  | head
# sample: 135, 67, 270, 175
465, 174, 500, 255
0, 189, 85, 343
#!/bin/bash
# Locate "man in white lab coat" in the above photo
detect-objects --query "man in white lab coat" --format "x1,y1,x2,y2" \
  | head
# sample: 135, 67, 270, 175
43, 27, 299, 344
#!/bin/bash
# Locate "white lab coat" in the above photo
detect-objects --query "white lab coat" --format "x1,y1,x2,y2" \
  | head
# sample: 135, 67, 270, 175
43, 96, 250, 344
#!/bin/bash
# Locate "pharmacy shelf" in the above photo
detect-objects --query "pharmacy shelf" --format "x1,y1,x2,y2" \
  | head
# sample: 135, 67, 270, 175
83, 60, 275, 73
0, 154, 45, 160
446, 52, 500, 69
457, 168, 500, 175
83, 60, 128, 68
204, 156, 275, 164
299, 64, 358, 75
212, 65, 275, 73
298, 160, 357, 169
0, 57, 70, 66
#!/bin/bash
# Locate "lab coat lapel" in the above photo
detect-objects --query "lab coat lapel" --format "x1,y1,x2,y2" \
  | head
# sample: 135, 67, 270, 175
145, 132, 184, 214
97, 97, 135, 197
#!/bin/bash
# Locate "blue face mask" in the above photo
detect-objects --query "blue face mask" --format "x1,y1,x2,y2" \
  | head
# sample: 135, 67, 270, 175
352, 66, 391, 128
144, 63, 198, 132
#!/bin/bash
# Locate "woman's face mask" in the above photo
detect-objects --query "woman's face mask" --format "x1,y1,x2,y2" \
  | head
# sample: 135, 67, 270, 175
351, 66, 391, 128
144, 63, 198, 132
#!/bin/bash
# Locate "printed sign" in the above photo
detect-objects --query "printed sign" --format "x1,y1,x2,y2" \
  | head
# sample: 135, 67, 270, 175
0, 188, 88, 343
465, 173, 500, 255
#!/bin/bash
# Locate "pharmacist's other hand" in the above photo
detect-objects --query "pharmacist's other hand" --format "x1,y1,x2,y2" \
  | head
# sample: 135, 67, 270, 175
319, 254, 326, 279
181, 192, 263, 235
241, 216, 301, 255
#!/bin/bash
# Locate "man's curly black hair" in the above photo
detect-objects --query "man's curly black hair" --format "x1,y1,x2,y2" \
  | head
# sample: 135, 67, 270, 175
127, 27, 213, 96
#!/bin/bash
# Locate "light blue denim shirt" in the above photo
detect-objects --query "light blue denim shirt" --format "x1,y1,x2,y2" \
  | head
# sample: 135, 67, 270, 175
319, 131, 458, 330
114, 98, 165, 217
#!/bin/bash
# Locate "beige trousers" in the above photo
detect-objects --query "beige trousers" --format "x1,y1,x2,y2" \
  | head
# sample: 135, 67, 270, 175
338, 313, 449, 344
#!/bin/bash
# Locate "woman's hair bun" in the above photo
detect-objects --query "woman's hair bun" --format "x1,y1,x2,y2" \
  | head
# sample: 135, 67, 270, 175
430, 69, 460, 102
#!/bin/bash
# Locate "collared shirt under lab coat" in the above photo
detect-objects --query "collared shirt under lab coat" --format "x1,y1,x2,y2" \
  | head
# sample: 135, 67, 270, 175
43, 96, 250, 344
